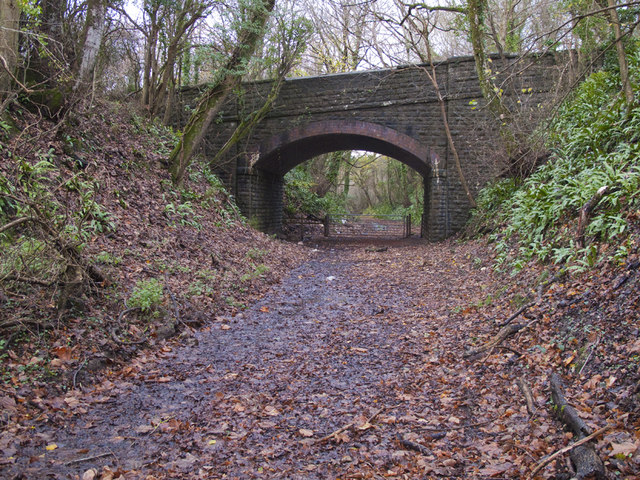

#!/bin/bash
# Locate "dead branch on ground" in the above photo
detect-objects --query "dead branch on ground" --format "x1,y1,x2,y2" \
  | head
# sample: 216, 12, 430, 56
576, 186, 610, 248
499, 302, 535, 328
463, 323, 525, 358
398, 436, 430, 455
548, 373, 606, 479
313, 407, 384, 445
164, 271, 192, 331
516, 378, 537, 415
527, 424, 612, 480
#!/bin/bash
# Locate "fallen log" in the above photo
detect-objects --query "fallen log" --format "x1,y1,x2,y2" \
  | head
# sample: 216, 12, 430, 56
463, 323, 525, 358
527, 424, 612, 480
549, 373, 606, 479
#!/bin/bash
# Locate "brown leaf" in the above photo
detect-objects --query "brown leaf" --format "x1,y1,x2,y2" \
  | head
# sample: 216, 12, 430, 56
478, 462, 514, 477
264, 405, 279, 416
52, 346, 73, 361
609, 441, 638, 457
82, 468, 98, 480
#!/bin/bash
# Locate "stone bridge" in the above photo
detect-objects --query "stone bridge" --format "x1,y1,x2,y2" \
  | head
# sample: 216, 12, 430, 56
176, 52, 571, 240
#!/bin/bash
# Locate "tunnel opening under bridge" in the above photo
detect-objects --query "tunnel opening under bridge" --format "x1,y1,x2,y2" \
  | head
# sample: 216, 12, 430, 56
235, 120, 448, 241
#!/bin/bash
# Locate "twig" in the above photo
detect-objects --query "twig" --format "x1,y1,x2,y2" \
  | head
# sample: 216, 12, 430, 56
0, 54, 34, 93
526, 424, 613, 480
496, 346, 524, 357
0, 318, 50, 330
417, 418, 492, 432
117, 307, 140, 323
313, 407, 384, 445
110, 327, 147, 346
1, 274, 56, 287
464, 323, 525, 358
64, 451, 115, 466
0, 217, 31, 235
578, 335, 601, 376
72, 359, 87, 389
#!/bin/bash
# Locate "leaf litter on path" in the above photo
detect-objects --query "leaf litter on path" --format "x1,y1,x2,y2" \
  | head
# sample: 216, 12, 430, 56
2, 238, 639, 479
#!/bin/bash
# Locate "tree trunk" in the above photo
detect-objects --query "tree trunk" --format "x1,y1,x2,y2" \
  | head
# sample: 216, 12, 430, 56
0, 0, 21, 99
162, 78, 176, 125
168, 0, 276, 186
607, 0, 634, 104
343, 165, 351, 199
74, 0, 107, 93
467, 0, 511, 119
209, 74, 287, 166
152, 43, 178, 116
143, 23, 160, 106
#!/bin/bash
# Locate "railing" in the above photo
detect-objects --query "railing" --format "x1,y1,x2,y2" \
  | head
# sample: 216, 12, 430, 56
324, 214, 411, 238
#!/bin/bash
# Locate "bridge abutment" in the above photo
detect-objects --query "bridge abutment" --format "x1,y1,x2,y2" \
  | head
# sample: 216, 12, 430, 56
236, 167, 284, 233
423, 173, 451, 241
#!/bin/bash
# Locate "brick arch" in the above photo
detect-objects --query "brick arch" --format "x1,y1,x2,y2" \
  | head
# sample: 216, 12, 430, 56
251, 120, 432, 177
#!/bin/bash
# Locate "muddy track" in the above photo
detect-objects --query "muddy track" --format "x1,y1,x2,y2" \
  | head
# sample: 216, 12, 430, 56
6, 240, 513, 479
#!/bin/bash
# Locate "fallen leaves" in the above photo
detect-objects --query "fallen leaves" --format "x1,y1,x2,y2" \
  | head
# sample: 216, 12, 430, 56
2, 240, 639, 479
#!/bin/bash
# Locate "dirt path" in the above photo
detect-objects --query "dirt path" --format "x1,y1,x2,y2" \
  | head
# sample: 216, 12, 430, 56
2, 239, 613, 479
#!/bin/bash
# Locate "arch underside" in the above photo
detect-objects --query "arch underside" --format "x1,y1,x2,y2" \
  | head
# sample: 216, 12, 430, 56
253, 120, 432, 177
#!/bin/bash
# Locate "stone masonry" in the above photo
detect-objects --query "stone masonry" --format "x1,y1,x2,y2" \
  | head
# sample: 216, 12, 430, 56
175, 52, 574, 240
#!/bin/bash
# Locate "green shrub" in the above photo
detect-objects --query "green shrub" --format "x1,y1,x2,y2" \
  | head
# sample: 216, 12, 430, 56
128, 278, 164, 312
473, 45, 640, 272
240, 263, 270, 282
283, 166, 345, 218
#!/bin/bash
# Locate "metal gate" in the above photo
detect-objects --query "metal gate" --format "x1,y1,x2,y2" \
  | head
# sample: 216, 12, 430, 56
324, 214, 411, 238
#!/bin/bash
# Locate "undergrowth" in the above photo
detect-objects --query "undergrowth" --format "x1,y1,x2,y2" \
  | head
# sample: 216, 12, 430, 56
283, 166, 346, 218
471, 44, 640, 273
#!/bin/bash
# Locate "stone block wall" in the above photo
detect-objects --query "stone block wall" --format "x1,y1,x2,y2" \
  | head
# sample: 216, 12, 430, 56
174, 52, 571, 239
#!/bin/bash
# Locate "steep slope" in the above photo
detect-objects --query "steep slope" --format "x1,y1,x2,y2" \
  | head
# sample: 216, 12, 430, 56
0, 101, 309, 394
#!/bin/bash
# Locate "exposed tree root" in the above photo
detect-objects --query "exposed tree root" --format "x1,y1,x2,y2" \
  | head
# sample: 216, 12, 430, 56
313, 408, 384, 445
